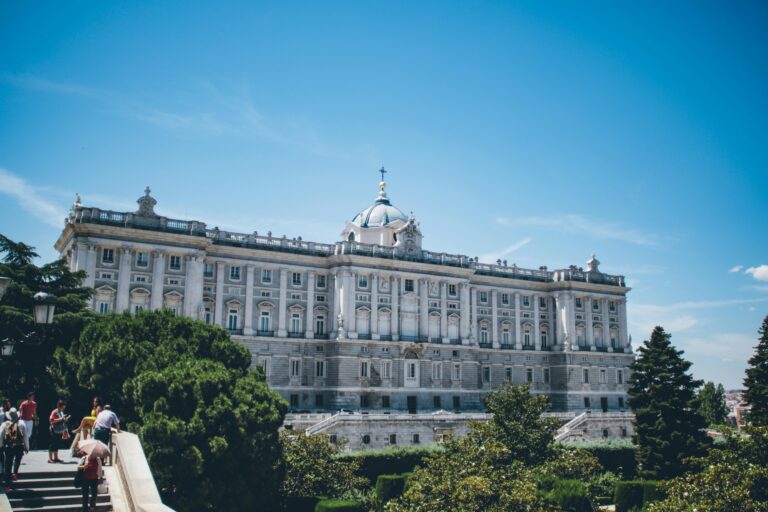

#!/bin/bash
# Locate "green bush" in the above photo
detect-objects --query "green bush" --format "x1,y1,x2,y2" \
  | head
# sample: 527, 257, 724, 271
282, 496, 323, 512
338, 446, 442, 482
588, 471, 620, 505
314, 499, 366, 512
560, 440, 637, 479
614, 481, 662, 512
541, 479, 594, 512
375, 473, 410, 509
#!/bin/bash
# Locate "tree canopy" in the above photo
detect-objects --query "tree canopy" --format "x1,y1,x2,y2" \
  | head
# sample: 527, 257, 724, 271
744, 315, 768, 426
628, 326, 710, 480
696, 381, 728, 427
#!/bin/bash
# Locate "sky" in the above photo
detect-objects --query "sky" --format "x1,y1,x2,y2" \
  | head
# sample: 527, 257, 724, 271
1, 1, 766, 388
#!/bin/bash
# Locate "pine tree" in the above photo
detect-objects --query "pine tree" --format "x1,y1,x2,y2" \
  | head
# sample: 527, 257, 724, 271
628, 326, 710, 480
696, 381, 728, 426
744, 315, 768, 426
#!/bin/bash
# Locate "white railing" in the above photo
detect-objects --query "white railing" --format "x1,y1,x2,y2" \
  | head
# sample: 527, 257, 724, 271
110, 432, 175, 512
305, 412, 492, 436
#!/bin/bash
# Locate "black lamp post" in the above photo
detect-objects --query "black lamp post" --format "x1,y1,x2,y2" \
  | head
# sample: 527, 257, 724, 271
0, 289, 57, 359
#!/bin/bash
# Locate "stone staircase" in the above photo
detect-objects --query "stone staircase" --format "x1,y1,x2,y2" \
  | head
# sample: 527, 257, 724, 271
6, 469, 111, 511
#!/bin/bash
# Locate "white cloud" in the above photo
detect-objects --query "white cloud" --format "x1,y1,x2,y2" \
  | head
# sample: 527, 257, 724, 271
495, 214, 659, 246
729, 265, 743, 273
0, 168, 66, 228
746, 265, 768, 282
479, 238, 532, 263
681, 333, 756, 363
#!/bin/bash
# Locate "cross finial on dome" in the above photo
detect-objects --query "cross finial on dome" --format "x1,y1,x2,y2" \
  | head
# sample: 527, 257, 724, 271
379, 167, 387, 191
144, 186, 151, 196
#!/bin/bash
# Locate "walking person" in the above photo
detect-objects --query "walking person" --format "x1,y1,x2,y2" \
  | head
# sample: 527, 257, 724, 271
79, 453, 101, 512
19, 392, 37, 449
93, 405, 120, 446
1, 408, 29, 492
48, 400, 71, 463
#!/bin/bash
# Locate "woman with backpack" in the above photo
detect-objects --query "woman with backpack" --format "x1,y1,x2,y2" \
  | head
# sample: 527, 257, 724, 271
48, 400, 71, 463
0, 408, 29, 492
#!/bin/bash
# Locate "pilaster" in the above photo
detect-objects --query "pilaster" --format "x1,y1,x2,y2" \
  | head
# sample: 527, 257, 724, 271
491, 290, 499, 348
533, 293, 541, 350
391, 276, 400, 341
460, 282, 470, 342
440, 281, 448, 343
371, 274, 379, 340
419, 279, 429, 339
244, 264, 255, 335
115, 246, 132, 313
183, 252, 204, 320
150, 250, 165, 311
214, 262, 225, 327
305, 271, 315, 338
514, 292, 522, 350
586, 296, 595, 351
469, 287, 478, 345
277, 268, 288, 337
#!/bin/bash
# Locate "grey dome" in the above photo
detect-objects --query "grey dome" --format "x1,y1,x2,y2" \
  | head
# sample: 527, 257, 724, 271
351, 191, 408, 228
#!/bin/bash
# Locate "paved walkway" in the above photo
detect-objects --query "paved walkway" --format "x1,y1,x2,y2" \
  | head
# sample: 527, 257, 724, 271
14, 449, 80, 475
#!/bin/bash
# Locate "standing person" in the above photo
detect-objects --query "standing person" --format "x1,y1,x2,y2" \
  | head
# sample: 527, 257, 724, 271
93, 405, 120, 446
48, 400, 70, 463
0, 399, 10, 472
79, 453, 101, 512
19, 392, 37, 449
1, 408, 29, 492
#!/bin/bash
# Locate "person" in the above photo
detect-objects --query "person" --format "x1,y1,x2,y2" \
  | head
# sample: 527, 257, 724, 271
1, 408, 29, 492
79, 451, 101, 512
93, 405, 120, 446
73, 397, 102, 440
18, 392, 37, 449
48, 400, 71, 463
0, 399, 9, 472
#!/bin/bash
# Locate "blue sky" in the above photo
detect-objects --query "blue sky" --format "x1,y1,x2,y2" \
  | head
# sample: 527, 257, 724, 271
1, 1, 766, 388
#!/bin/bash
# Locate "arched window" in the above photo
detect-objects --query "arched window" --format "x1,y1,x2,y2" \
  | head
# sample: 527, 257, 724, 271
348, 232, 355, 242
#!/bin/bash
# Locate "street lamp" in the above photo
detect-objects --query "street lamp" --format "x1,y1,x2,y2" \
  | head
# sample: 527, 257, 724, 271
0, 290, 56, 360
33, 291, 56, 325
0, 276, 10, 301
1, 339, 13, 357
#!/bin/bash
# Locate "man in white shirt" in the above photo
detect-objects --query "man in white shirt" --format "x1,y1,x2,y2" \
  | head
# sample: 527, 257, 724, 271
93, 405, 120, 445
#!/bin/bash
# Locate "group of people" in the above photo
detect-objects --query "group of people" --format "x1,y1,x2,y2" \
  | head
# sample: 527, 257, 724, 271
1, 392, 121, 511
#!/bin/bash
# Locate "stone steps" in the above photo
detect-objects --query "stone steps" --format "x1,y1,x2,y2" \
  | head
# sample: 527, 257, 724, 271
7, 470, 111, 512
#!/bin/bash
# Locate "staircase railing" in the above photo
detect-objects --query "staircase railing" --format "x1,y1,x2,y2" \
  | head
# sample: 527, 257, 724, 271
109, 432, 175, 512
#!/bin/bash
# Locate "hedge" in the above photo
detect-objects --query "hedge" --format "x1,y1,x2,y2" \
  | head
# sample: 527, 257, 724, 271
560, 440, 637, 479
314, 499, 366, 512
375, 473, 411, 509
540, 479, 593, 512
338, 446, 442, 482
283, 496, 323, 512
614, 480, 662, 512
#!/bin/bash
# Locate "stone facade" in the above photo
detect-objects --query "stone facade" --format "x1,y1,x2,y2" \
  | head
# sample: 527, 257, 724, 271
55, 182, 634, 416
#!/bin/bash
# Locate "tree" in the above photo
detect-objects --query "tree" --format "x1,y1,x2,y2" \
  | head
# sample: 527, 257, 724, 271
744, 315, 768, 426
696, 381, 728, 426
628, 326, 710, 480
279, 431, 367, 500
55, 311, 288, 512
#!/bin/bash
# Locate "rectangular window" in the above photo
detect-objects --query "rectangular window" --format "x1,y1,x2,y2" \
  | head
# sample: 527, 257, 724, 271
479, 291, 488, 303
389, 434, 397, 445
412, 434, 420, 444
505, 367, 512, 381
290, 359, 301, 378
259, 311, 271, 332
543, 368, 550, 383
382, 361, 392, 379
522, 295, 530, 307
593, 300, 600, 311
358, 275, 368, 288
617, 369, 624, 384
100, 272, 113, 279
540, 296, 547, 309
291, 293, 301, 300
315, 315, 326, 335
257, 357, 270, 377
316, 294, 326, 302
204, 263, 214, 278
482, 366, 491, 383
290, 313, 301, 333
618, 396, 625, 408
610, 301, 616, 312
169, 255, 181, 270
599, 369, 607, 384
102, 248, 114, 263
575, 297, 583, 309
360, 361, 369, 378
361, 395, 370, 408
433, 396, 441, 409
501, 293, 509, 305
315, 394, 324, 407
261, 269, 272, 283
316, 275, 326, 288
584, 397, 591, 408
448, 284, 457, 296
432, 362, 442, 380
407, 362, 417, 379
382, 396, 391, 409
260, 290, 271, 297
583, 368, 590, 384
227, 309, 239, 330
290, 394, 299, 407
230, 266, 241, 280
404, 279, 414, 292
136, 252, 149, 267
453, 396, 461, 410
526, 368, 533, 383
452, 363, 461, 381
98, 302, 110, 314
134, 275, 147, 282
292, 272, 302, 286
316, 345, 324, 352
315, 360, 326, 378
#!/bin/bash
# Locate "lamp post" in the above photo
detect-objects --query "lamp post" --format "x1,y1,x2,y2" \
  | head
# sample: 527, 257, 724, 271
0, 290, 57, 359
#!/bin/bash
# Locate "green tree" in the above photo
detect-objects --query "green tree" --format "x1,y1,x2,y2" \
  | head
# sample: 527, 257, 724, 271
0, 234, 92, 418
55, 311, 288, 512
696, 381, 728, 427
744, 315, 768, 426
628, 326, 710, 480
279, 430, 367, 499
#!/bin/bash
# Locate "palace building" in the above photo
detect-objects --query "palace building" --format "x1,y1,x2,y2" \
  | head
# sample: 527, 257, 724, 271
55, 177, 633, 429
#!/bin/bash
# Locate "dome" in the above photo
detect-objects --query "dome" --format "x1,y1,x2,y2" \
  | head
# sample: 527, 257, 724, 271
351, 188, 408, 228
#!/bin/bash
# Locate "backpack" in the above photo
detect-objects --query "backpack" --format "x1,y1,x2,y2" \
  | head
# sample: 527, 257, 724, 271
4, 422, 22, 448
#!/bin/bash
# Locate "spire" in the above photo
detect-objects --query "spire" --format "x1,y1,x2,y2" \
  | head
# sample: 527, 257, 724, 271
375, 167, 391, 204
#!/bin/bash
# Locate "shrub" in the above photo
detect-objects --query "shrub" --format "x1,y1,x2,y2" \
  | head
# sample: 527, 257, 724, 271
314, 499, 366, 512
614, 481, 662, 512
541, 479, 594, 512
338, 446, 442, 482
561, 440, 637, 479
282, 496, 322, 512
375, 473, 410, 509
588, 471, 620, 505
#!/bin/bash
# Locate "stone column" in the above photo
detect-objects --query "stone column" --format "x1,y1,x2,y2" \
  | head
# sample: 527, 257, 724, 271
346, 272, 357, 337
150, 250, 165, 311
555, 293, 566, 348
567, 293, 577, 351
304, 271, 315, 338
371, 274, 379, 340
244, 264, 255, 335
391, 276, 400, 341
419, 279, 429, 339
277, 268, 288, 337
440, 282, 448, 343
331, 271, 341, 337
184, 253, 204, 320
84, 245, 97, 290
115, 246, 132, 313
514, 292, 522, 350
619, 298, 628, 351
460, 283, 470, 342
586, 296, 595, 351
491, 290, 499, 348
602, 298, 611, 349
470, 287, 478, 345
533, 293, 541, 350
214, 262, 225, 327
74, 243, 88, 275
